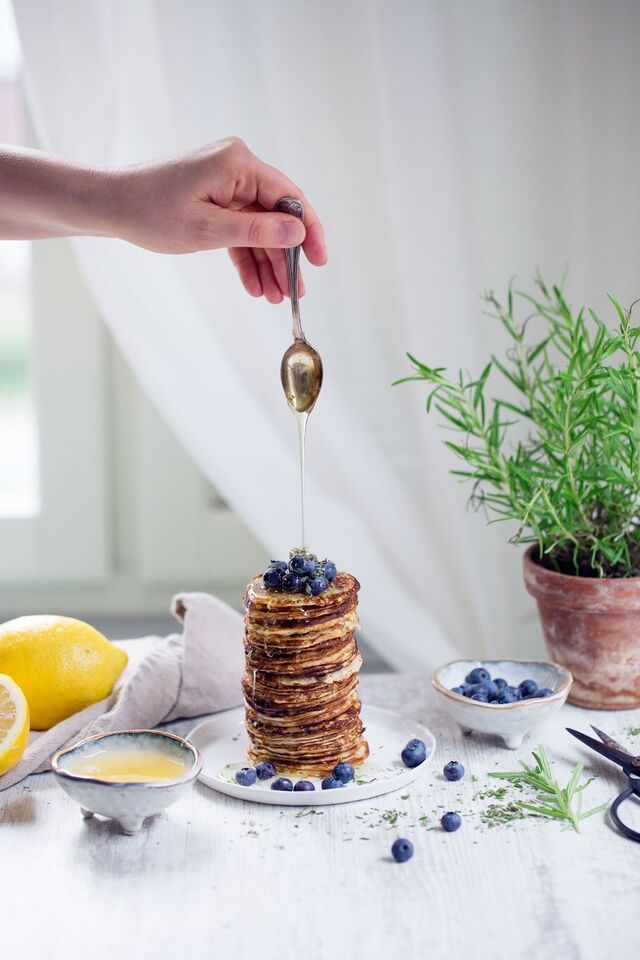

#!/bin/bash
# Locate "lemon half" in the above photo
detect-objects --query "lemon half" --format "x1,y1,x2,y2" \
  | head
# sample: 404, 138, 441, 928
0, 674, 29, 776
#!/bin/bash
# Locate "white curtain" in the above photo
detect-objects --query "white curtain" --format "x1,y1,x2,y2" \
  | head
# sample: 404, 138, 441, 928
12, 0, 640, 670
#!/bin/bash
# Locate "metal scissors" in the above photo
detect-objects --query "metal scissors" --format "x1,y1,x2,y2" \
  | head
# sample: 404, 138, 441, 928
567, 725, 640, 842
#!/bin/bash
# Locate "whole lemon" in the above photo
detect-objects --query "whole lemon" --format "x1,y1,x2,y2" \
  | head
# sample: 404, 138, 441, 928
0, 615, 128, 730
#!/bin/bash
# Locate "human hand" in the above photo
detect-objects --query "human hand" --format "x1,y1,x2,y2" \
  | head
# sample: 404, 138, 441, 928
112, 138, 327, 302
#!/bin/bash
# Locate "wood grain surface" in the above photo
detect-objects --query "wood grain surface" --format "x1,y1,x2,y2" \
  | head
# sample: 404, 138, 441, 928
2, 673, 638, 960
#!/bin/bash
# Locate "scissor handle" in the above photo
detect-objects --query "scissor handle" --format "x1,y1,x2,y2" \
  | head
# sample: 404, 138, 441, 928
611, 774, 640, 843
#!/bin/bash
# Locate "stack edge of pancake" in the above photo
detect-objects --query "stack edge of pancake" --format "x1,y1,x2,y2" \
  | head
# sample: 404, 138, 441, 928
242, 571, 369, 777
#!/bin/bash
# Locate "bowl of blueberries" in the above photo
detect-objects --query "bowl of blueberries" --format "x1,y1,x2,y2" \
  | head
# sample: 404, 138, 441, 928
432, 659, 573, 749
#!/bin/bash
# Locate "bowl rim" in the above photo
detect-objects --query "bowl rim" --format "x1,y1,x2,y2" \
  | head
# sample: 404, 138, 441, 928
51, 728, 203, 788
431, 658, 573, 710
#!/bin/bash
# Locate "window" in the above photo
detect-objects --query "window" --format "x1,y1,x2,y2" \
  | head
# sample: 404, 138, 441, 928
0, 1, 263, 616
0, 0, 39, 516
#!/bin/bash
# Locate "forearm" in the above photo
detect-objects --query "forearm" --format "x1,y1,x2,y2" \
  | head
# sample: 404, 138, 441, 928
0, 145, 118, 241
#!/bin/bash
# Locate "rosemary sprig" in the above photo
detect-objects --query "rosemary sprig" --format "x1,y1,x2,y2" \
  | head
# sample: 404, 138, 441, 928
396, 275, 640, 577
488, 745, 608, 833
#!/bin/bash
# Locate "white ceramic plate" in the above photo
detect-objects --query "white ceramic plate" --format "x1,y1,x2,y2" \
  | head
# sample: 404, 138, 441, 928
189, 704, 436, 806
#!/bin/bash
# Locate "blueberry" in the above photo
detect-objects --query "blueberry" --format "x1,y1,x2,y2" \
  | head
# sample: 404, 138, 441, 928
235, 767, 257, 787
307, 574, 329, 596
263, 566, 284, 590
401, 738, 427, 768
494, 677, 508, 690
332, 761, 355, 784
289, 554, 317, 576
321, 776, 344, 790
270, 560, 288, 572
451, 685, 466, 696
495, 689, 517, 704
255, 760, 277, 780
293, 780, 316, 791
465, 667, 490, 685
519, 678, 538, 698
281, 571, 302, 592
508, 685, 523, 701
443, 760, 465, 782
486, 681, 499, 700
471, 693, 488, 702
391, 838, 414, 863
322, 560, 337, 582
271, 777, 293, 791
467, 682, 491, 698
536, 688, 554, 698
441, 811, 462, 832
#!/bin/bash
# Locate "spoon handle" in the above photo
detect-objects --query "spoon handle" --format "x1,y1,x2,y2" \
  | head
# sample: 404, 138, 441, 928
276, 196, 305, 340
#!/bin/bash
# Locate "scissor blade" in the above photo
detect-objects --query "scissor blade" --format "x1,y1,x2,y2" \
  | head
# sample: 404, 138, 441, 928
566, 727, 640, 768
590, 725, 629, 754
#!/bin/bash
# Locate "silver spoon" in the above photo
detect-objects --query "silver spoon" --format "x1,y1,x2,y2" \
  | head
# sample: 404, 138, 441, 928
276, 197, 323, 414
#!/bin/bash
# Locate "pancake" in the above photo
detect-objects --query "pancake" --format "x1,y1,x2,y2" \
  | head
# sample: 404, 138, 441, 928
242, 568, 369, 776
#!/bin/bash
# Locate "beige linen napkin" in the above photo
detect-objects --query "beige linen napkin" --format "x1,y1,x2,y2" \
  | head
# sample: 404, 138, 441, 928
0, 591, 244, 791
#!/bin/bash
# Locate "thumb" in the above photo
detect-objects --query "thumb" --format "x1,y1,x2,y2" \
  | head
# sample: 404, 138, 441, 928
213, 209, 306, 249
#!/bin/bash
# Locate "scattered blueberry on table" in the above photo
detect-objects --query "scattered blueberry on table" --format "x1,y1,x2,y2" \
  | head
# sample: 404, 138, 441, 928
235, 767, 257, 787
441, 812, 462, 832
451, 668, 554, 703
391, 838, 414, 863
443, 760, 465, 782
271, 777, 294, 792
332, 761, 355, 784
321, 776, 345, 790
262, 550, 337, 597
401, 738, 427, 768
255, 760, 277, 780
293, 780, 316, 791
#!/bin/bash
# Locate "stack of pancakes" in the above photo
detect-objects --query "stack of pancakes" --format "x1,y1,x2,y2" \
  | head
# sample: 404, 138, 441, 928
242, 571, 369, 776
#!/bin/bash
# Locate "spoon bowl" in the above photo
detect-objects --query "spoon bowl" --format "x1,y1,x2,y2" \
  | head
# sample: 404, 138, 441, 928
280, 338, 323, 414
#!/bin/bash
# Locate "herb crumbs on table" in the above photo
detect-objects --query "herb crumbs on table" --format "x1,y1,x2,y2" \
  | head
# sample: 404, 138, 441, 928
480, 802, 529, 828
626, 726, 640, 737
400, 794, 410, 800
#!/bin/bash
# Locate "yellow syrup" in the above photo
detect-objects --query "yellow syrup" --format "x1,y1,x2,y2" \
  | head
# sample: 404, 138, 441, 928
68, 750, 186, 782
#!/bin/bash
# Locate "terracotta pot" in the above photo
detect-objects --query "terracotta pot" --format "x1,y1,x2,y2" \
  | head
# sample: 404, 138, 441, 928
523, 545, 640, 709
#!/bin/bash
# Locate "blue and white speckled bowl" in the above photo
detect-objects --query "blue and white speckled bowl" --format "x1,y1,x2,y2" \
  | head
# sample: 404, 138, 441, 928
432, 659, 573, 749
51, 730, 202, 834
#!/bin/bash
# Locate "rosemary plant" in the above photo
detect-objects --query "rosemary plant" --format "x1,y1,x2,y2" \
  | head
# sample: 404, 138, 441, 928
396, 274, 640, 577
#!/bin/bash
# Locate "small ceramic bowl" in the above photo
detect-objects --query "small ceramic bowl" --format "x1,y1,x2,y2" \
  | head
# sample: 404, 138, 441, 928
432, 659, 573, 749
51, 729, 202, 834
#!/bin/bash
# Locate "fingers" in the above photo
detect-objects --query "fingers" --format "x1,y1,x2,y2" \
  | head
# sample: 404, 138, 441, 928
212, 207, 305, 250
248, 155, 328, 266
228, 247, 262, 298
253, 248, 283, 304
265, 248, 305, 298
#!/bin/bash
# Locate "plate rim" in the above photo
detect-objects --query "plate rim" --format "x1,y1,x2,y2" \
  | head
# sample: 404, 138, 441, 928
188, 703, 436, 806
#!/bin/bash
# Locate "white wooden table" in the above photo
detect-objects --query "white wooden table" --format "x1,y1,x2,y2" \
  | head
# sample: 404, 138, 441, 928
2, 674, 639, 960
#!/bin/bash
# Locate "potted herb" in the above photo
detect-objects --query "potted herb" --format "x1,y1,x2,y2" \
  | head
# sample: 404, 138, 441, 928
398, 275, 640, 709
